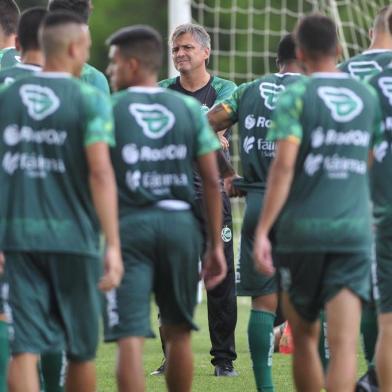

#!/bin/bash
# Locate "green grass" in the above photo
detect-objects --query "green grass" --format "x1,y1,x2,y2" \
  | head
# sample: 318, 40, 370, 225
96, 296, 368, 391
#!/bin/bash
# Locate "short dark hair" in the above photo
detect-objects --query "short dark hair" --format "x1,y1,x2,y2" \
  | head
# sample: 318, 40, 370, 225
0, 0, 20, 36
295, 14, 338, 59
387, 7, 392, 36
41, 10, 84, 30
18, 7, 47, 52
48, 0, 90, 24
276, 33, 296, 66
107, 25, 163, 73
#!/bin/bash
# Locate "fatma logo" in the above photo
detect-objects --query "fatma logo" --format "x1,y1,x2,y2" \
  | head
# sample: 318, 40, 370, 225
243, 136, 255, 154
378, 77, 392, 105
20, 85, 60, 121
130, 103, 175, 139
259, 82, 285, 110
347, 61, 382, 81
317, 86, 363, 122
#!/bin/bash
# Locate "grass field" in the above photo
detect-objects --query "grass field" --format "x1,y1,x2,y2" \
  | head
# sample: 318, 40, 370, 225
96, 296, 368, 391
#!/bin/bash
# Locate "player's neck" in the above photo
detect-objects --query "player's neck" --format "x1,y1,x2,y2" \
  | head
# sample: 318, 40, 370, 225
279, 62, 303, 74
129, 74, 158, 88
369, 34, 392, 50
306, 58, 339, 74
0, 34, 16, 50
42, 58, 73, 75
22, 51, 44, 67
179, 68, 210, 92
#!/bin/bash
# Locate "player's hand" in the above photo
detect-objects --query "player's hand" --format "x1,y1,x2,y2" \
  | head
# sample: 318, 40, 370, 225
0, 252, 4, 274
224, 175, 246, 197
253, 232, 275, 276
202, 245, 227, 290
99, 245, 124, 292
218, 134, 229, 150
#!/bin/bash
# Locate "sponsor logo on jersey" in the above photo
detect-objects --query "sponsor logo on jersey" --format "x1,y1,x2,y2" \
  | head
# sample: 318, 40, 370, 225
374, 141, 389, 162
347, 61, 382, 81
243, 136, 255, 154
378, 77, 392, 105
3, 124, 67, 146
310, 126, 370, 148
259, 82, 285, 110
20, 84, 60, 121
129, 103, 175, 139
2, 151, 65, 177
105, 290, 119, 328
122, 144, 187, 165
244, 114, 272, 130
304, 153, 323, 176
4, 77, 14, 86
317, 86, 364, 122
126, 170, 141, 191
279, 267, 291, 291
221, 226, 232, 242
200, 104, 209, 114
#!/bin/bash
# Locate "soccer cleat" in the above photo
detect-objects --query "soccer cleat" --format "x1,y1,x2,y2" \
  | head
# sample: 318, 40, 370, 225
150, 358, 166, 376
214, 363, 239, 377
355, 368, 378, 392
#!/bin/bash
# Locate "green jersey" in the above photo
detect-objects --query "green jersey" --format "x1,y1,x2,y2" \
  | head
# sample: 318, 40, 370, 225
0, 63, 41, 85
0, 48, 20, 70
369, 66, 392, 233
81, 63, 110, 95
110, 86, 220, 216
339, 49, 392, 82
0, 72, 114, 256
269, 73, 383, 252
221, 73, 303, 191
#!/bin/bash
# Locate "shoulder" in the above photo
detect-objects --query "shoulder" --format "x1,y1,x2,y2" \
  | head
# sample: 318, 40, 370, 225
211, 76, 237, 92
158, 77, 177, 88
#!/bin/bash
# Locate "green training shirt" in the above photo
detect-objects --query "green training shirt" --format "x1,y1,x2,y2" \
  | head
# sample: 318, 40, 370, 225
339, 49, 392, 82
0, 72, 114, 256
81, 63, 110, 95
369, 66, 392, 234
0, 63, 41, 85
269, 72, 383, 252
110, 86, 221, 216
221, 73, 303, 192
0, 48, 20, 71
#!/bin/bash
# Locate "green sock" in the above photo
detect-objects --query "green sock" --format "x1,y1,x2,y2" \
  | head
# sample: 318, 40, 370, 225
0, 321, 9, 392
360, 303, 378, 367
318, 310, 329, 372
40, 352, 67, 392
248, 309, 275, 392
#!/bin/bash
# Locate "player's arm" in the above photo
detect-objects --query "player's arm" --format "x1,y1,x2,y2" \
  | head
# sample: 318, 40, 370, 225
253, 83, 305, 276
208, 103, 235, 132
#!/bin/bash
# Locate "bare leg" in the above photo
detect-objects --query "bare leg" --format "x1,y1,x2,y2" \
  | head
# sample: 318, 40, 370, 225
325, 289, 361, 392
281, 293, 324, 392
376, 313, 392, 391
8, 353, 40, 392
65, 360, 96, 392
162, 324, 193, 392
116, 337, 145, 392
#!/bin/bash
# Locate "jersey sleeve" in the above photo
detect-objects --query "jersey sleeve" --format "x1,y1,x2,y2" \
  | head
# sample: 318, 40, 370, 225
158, 77, 176, 89
80, 84, 115, 147
268, 80, 308, 144
214, 78, 237, 103
366, 80, 385, 147
219, 82, 250, 123
185, 96, 221, 156
80, 64, 110, 95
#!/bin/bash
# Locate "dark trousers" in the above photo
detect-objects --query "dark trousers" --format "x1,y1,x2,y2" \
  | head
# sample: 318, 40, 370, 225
196, 193, 237, 365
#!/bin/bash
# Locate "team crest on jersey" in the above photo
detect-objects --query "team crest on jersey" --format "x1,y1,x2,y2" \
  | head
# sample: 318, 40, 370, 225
20, 84, 60, 121
259, 82, 285, 110
129, 103, 175, 139
221, 226, 232, 242
317, 86, 363, 122
378, 77, 392, 105
347, 61, 382, 81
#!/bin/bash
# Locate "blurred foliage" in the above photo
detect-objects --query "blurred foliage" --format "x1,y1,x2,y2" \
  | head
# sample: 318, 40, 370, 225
16, 0, 168, 78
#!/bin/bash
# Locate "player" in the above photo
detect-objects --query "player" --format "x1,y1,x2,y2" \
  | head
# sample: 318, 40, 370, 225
0, 7, 46, 85
208, 33, 304, 392
0, 11, 123, 392
340, 6, 392, 82
48, 0, 110, 94
368, 8, 392, 391
253, 14, 382, 391
0, 0, 20, 70
103, 25, 226, 392
158, 22, 238, 377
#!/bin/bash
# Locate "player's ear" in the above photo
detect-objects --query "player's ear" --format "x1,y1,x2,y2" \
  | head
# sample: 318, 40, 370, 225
335, 44, 342, 59
369, 28, 374, 41
203, 46, 210, 62
295, 47, 305, 63
15, 36, 20, 52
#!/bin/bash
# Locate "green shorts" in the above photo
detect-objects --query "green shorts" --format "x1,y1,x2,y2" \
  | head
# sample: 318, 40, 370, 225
277, 252, 371, 322
4, 252, 101, 361
236, 192, 277, 297
103, 208, 202, 342
375, 231, 392, 313
0, 275, 8, 315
